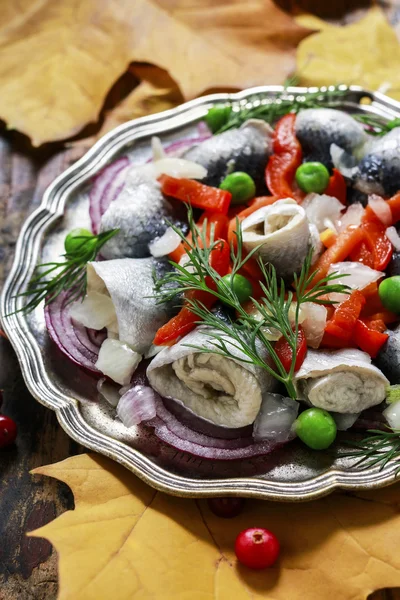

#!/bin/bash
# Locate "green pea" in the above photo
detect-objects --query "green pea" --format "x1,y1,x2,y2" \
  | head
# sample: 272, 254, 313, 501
218, 274, 253, 304
220, 172, 256, 205
205, 106, 232, 133
64, 228, 95, 255
379, 276, 400, 314
295, 162, 330, 194
295, 407, 337, 450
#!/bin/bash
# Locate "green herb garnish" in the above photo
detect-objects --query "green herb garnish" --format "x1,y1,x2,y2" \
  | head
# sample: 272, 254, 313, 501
15, 229, 118, 314
155, 209, 349, 399
352, 114, 400, 136
341, 429, 400, 476
205, 86, 350, 134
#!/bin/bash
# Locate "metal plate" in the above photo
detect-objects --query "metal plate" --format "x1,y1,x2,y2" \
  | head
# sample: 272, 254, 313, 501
2, 85, 400, 501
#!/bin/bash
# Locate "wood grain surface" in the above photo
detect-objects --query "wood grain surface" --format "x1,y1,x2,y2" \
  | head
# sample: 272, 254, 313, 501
1, 1, 400, 596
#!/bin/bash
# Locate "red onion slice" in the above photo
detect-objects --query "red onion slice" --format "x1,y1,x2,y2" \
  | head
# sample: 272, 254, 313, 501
145, 395, 283, 460
117, 385, 157, 427
45, 292, 106, 372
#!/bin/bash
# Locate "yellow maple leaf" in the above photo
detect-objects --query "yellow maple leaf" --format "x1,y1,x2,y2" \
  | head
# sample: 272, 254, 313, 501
0, 0, 311, 146
296, 7, 400, 100
30, 454, 400, 600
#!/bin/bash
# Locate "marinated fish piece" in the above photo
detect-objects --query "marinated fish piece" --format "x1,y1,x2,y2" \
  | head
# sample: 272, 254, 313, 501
147, 326, 276, 428
100, 171, 183, 260
295, 348, 388, 413
375, 324, 400, 384
241, 198, 310, 279
182, 119, 273, 191
295, 108, 367, 167
71, 258, 176, 354
356, 127, 400, 196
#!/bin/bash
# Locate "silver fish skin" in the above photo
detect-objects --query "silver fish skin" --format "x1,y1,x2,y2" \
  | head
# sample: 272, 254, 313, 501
182, 119, 273, 191
100, 170, 182, 260
147, 326, 276, 428
241, 198, 310, 279
356, 127, 400, 195
88, 258, 176, 354
295, 108, 368, 167
375, 324, 400, 384
295, 348, 388, 413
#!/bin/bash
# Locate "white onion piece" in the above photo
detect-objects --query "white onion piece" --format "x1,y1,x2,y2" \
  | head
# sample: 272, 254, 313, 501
95, 338, 141, 385
383, 400, 400, 430
149, 227, 181, 257
152, 157, 207, 179
368, 194, 392, 226
253, 393, 299, 443
338, 203, 365, 232
300, 302, 327, 349
97, 378, 120, 407
178, 253, 196, 274
151, 136, 166, 161
145, 344, 164, 359
69, 292, 116, 330
302, 193, 345, 232
331, 411, 360, 431
386, 226, 400, 251
309, 223, 323, 264
328, 261, 383, 291
330, 143, 359, 179
117, 385, 157, 427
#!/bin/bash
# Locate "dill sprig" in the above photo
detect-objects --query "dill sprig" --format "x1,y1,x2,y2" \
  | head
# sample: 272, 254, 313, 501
352, 114, 400, 136
206, 86, 350, 134
155, 209, 349, 399
341, 429, 400, 476
15, 229, 118, 314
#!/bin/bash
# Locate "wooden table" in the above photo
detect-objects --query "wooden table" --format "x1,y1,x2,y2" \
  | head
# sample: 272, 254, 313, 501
1, 0, 400, 591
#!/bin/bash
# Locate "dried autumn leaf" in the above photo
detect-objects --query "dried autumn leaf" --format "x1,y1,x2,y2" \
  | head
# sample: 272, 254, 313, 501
82, 64, 184, 147
296, 7, 400, 100
31, 454, 400, 600
0, 0, 312, 146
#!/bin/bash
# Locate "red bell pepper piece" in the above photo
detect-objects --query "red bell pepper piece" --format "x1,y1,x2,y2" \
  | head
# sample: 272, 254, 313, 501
388, 192, 400, 224
159, 175, 231, 214
265, 114, 302, 199
275, 326, 307, 373
324, 168, 347, 204
154, 240, 230, 345
350, 205, 393, 270
308, 226, 365, 286
361, 220, 392, 271
322, 291, 365, 346
353, 319, 389, 358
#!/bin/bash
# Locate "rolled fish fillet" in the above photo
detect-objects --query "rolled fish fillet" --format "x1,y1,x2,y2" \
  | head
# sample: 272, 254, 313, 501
147, 327, 276, 428
71, 258, 175, 355
241, 198, 310, 279
295, 348, 389, 414
182, 119, 272, 191
100, 170, 182, 260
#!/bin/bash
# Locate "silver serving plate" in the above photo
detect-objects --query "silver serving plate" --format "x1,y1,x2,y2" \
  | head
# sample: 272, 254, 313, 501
2, 85, 400, 501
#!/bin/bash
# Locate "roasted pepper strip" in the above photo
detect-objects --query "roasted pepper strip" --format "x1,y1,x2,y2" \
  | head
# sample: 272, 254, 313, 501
322, 290, 366, 346
265, 114, 302, 198
154, 239, 230, 345
308, 226, 365, 286
324, 168, 347, 204
275, 326, 307, 373
353, 319, 389, 358
159, 175, 231, 214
